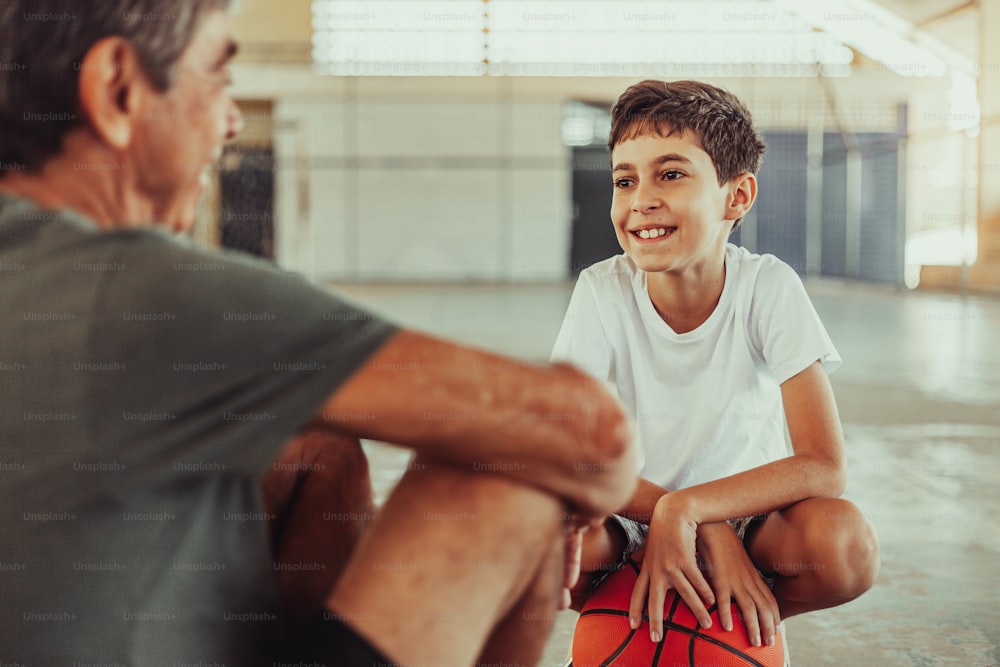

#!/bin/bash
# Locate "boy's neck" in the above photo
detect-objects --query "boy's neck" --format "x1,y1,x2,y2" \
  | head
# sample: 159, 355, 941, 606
645, 252, 726, 334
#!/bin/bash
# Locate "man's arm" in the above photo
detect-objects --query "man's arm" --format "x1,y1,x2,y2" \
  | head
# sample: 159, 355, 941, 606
316, 330, 638, 521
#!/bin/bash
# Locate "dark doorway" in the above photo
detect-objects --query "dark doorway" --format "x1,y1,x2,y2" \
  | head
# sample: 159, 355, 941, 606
219, 145, 275, 259
569, 146, 618, 276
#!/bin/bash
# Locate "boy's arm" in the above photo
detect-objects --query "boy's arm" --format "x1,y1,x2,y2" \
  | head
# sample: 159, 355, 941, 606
618, 477, 669, 524
655, 359, 844, 525
630, 360, 840, 644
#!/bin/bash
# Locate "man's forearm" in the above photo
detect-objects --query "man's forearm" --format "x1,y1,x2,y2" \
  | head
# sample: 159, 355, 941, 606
317, 330, 637, 518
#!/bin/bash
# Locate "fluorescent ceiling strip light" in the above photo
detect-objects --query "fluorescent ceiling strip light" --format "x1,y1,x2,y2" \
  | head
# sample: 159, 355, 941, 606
769, 0, 974, 77
311, 0, 860, 76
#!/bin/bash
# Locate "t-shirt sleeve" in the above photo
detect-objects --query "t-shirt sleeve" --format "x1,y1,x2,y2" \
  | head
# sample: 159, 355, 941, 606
550, 272, 613, 384
752, 259, 842, 385
87, 231, 398, 478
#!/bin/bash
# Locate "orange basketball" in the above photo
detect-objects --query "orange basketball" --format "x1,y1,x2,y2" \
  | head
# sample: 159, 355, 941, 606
573, 560, 784, 667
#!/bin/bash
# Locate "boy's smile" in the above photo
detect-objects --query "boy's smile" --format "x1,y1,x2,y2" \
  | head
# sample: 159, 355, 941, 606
610, 132, 739, 276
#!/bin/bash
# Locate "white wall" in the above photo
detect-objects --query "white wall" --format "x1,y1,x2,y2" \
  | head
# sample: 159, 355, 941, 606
274, 89, 570, 283
250, 68, 945, 282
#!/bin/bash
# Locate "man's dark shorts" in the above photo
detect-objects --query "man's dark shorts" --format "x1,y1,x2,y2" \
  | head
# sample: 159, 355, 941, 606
292, 612, 395, 666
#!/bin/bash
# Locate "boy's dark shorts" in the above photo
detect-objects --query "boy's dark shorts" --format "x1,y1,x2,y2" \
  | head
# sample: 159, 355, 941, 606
589, 513, 776, 592
290, 612, 395, 666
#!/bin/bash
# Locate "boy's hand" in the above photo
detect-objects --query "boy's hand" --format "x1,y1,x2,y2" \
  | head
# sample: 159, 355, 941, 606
628, 494, 715, 641
696, 521, 780, 648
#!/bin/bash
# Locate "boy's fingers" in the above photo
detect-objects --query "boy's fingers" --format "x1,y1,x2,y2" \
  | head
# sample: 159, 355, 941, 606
628, 571, 649, 630
759, 590, 778, 647
646, 578, 667, 642
736, 594, 761, 647
754, 580, 780, 645
716, 591, 734, 632
687, 566, 716, 609
673, 576, 712, 630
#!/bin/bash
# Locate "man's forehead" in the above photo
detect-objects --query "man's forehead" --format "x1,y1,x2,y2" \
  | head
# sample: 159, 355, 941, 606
182, 9, 238, 60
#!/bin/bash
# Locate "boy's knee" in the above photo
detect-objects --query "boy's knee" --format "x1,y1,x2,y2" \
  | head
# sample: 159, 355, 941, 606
804, 499, 879, 599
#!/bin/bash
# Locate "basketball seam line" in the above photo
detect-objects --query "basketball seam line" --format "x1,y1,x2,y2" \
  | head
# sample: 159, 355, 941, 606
599, 626, 637, 667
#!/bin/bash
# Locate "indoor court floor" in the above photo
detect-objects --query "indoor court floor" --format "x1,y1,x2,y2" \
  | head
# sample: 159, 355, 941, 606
334, 278, 1000, 667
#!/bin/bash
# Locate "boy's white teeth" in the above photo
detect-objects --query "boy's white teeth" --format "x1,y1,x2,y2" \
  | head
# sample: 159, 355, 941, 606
638, 228, 669, 239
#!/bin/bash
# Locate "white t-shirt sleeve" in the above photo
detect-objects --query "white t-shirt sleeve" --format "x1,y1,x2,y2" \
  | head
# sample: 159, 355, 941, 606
551, 271, 643, 471
753, 259, 842, 385
550, 272, 613, 383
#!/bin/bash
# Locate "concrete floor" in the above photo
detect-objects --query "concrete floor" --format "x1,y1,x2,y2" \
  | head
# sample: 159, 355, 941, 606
332, 278, 1000, 667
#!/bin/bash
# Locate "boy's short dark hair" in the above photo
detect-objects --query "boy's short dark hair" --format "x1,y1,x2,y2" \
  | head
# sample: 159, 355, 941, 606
609, 79, 766, 186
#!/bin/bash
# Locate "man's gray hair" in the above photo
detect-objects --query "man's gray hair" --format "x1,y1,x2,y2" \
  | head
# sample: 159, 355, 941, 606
0, 0, 232, 174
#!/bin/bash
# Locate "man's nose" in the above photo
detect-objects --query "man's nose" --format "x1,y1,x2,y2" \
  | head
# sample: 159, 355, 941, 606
226, 99, 244, 141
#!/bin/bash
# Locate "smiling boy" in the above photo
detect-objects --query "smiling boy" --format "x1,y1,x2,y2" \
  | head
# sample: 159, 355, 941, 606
554, 80, 879, 652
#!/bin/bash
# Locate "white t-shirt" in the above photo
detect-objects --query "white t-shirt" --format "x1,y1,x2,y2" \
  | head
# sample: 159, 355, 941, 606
551, 244, 841, 492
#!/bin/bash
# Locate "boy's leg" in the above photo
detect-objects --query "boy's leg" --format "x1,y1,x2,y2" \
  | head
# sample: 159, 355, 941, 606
746, 497, 879, 618
325, 455, 572, 667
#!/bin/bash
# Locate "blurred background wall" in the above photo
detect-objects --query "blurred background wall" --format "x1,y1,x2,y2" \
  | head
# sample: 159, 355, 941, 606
197, 0, 995, 295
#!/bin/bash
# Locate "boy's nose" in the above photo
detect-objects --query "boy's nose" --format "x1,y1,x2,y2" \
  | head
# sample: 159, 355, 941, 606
631, 191, 662, 213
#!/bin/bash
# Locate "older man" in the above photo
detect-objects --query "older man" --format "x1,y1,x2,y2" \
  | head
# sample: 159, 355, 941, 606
0, 2, 636, 665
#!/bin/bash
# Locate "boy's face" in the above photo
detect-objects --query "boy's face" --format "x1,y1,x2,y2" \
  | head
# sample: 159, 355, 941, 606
610, 130, 742, 275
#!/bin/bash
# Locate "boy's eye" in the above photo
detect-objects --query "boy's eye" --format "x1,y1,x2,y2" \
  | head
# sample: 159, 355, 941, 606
663, 170, 683, 181
614, 178, 634, 189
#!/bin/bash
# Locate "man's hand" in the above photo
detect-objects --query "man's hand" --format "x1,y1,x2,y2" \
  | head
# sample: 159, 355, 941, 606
560, 527, 585, 610
628, 494, 714, 641
697, 521, 779, 647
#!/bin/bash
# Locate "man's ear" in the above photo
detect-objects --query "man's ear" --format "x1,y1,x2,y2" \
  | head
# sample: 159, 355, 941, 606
77, 37, 148, 150
724, 173, 757, 222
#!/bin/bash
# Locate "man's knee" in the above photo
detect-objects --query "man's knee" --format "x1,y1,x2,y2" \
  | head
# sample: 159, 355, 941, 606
800, 498, 879, 600
406, 456, 565, 528
265, 428, 371, 506
264, 427, 375, 562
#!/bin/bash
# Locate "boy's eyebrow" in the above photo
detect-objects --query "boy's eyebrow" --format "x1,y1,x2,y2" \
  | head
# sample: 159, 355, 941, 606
612, 154, 692, 172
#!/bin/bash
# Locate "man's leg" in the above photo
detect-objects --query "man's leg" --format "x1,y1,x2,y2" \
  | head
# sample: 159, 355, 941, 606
474, 533, 565, 666
746, 497, 879, 618
262, 427, 375, 629
326, 456, 571, 667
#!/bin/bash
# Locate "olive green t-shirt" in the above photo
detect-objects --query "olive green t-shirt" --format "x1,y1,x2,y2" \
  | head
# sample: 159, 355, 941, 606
0, 193, 397, 665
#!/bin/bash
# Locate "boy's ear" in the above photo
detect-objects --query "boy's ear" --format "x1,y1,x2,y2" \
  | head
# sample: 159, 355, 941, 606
77, 37, 148, 151
724, 173, 757, 222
